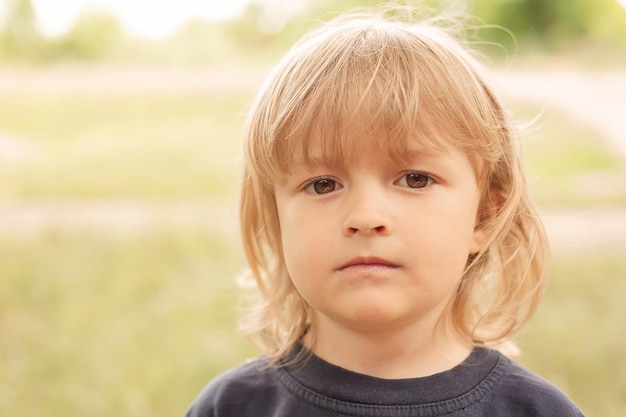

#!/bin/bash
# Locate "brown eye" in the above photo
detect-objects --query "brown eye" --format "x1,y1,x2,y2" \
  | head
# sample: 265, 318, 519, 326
405, 173, 430, 188
312, 179, 337, 194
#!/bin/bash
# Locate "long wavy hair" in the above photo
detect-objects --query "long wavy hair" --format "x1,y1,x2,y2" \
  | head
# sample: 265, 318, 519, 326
237, 7, 549, 363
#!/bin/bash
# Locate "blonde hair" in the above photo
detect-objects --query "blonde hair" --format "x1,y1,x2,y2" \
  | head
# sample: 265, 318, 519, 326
238, 7, 549, 362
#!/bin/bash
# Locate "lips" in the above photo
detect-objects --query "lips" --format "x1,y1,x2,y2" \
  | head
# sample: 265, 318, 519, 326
337, 256, 400, 272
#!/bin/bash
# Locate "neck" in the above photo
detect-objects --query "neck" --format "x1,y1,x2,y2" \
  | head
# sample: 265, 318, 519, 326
303, 316, 472, 379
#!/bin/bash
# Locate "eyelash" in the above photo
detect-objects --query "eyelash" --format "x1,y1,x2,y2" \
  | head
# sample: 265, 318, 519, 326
302, 172, 434, 195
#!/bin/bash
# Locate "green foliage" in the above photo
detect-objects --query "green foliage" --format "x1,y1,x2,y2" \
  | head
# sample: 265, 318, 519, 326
0, 5, 125, 63
0, 0, 43, 61
473, 0, 586, 48
225, 0, 626, 64
1, 0, 625, 64
470, 0, 626, 54
51, 11, 124, 61
162, 19, 238, 65
225, 2, 274, 46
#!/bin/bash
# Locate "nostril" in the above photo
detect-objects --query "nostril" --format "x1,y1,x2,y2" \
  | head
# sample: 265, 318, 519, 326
342, 205, 392, 236
344, 224, 387, 235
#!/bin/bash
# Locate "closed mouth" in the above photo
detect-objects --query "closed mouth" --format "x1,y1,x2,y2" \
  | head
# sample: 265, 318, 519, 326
338, 256, 400, 271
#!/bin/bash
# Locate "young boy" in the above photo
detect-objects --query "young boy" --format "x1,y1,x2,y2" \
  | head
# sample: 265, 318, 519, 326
186, 7, 585, 417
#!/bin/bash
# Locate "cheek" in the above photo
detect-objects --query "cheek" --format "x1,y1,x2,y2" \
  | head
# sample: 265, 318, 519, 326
280, 230, 301, 276
279, 225, 320, 304
281, 219, 324, 275
277, 205, 337, 300
276, 200, 313, 278
424, 197, 481, 261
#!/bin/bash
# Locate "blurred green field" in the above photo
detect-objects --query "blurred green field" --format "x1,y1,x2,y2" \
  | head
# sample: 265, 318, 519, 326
0, 91, 250, 200
0, 70, 625, 417
0, 228, 256, 416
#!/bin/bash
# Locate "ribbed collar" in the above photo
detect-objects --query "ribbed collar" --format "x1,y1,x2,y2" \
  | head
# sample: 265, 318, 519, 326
275, 346, 505, 416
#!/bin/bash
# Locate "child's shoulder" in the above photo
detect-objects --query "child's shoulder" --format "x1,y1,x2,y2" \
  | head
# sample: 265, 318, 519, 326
184, 356, 279, 417
492, 353, 585, 416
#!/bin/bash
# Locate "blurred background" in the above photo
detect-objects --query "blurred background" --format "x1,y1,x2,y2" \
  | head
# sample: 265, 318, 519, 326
0, 0, 624, 416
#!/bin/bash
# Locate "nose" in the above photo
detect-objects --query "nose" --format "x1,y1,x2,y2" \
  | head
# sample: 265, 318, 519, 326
342, 187, 392, 236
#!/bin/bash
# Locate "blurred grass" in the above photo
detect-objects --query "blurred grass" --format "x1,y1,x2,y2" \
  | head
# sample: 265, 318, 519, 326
0, 228, 258, 416
0, 68, 624, 417
520, 106, 626, 207
518, 250, 626, 417
0, 92, 249, 200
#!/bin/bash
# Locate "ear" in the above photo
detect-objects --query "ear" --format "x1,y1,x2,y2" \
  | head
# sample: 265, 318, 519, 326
470, 188, 505, 254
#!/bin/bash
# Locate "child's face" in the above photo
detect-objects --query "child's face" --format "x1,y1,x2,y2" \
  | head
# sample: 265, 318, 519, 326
273, 137, 487, 335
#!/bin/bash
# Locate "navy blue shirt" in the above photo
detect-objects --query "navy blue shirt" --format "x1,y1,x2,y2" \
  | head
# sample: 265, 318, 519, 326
186, 347, 585, 416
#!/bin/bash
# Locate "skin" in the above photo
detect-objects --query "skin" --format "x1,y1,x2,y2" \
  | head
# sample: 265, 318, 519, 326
274, 139, 488, 379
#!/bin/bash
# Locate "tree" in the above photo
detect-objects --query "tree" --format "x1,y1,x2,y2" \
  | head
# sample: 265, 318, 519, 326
470, 0, 626, 52
0, 0, 42, 60
54, 11, 123, 61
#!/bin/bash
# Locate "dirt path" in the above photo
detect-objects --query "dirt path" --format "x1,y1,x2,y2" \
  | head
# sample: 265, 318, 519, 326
0, 200, 239, 236
493, 70, 626, 162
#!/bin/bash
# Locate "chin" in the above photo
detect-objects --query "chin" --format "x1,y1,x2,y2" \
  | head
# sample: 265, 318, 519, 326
344, 303, 406, 329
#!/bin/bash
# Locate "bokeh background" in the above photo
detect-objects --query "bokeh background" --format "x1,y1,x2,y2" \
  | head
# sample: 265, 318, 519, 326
0, 0, 625, 416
